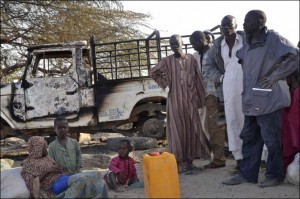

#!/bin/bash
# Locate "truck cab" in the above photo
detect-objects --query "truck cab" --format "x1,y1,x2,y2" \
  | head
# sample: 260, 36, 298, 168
1, 41, 96, 138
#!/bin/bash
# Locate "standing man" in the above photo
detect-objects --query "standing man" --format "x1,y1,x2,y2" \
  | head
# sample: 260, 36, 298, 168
203, 15, 246, 173
190, 31, 226, 169
48, 116, 82, 175
150, 34, 210, 174
222, 10, 299, 187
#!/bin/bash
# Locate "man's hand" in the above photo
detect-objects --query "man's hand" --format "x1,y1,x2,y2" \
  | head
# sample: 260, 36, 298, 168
258, 77, 275, 89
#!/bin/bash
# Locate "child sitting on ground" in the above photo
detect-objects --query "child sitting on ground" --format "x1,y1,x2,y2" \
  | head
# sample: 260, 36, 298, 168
104, 139, 140, 192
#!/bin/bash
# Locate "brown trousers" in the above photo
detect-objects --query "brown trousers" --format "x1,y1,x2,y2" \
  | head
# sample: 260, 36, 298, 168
205, 95, 226, 165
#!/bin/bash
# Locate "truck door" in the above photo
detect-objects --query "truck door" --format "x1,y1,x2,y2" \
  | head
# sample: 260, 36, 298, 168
21, 48, 80, 120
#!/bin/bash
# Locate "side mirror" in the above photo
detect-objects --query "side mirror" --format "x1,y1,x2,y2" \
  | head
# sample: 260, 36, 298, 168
21, 79, 33, 89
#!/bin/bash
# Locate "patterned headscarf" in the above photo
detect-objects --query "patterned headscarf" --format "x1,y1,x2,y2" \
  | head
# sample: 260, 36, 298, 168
21, 136, 64, 197
27, 136, 47, 159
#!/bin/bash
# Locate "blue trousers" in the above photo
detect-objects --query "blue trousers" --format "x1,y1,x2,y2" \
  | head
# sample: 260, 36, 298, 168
51, 175, 69, 195
239, 110, 284, 183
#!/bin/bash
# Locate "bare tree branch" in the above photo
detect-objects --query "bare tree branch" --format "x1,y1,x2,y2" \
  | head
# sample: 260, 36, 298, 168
0, 0, 151, 83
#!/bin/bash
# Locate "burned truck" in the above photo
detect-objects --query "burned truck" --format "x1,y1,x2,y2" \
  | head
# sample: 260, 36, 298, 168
0, 27, 220, 140
1, 31, 172, 140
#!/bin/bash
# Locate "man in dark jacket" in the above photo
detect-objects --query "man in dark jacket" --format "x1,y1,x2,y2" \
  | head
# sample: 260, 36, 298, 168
222, 10, 299, 188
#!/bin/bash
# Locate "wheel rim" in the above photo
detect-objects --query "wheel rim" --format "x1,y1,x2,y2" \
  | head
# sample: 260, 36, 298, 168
142, 118, 165, 138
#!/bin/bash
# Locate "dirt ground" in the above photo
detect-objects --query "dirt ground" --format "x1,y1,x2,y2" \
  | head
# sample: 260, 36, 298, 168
101, 156, 299, 198
104, 159, 300, 198
4, 139, 300, 199
80, 144, 299, 198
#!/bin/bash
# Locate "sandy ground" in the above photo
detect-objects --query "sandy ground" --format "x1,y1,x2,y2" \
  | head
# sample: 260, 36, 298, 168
77, 146, 299, 199
106, 158, 299, 198
6, 141, 299, 199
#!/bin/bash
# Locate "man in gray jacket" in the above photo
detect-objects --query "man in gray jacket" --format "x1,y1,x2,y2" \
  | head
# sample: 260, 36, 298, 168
222, 10, 299, 188
203, 15, 246, 173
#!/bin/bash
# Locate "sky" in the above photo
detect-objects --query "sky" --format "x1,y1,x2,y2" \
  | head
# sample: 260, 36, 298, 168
123, 1, 299, 46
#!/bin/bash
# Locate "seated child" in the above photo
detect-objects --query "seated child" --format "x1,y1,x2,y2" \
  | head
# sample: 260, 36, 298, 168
104, 139, 139, 192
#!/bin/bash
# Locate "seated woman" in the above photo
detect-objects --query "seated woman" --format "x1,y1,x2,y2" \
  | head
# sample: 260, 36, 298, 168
21, 136, 108, 198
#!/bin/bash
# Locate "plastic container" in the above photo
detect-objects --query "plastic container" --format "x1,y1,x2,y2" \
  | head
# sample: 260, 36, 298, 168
142, 152, 180, 198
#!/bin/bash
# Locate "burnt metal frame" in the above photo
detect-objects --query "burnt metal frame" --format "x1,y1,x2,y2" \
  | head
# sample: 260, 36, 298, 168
90, 25, 221, 83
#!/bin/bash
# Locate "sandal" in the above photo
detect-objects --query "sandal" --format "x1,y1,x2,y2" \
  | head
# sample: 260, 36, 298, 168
184, 170, 196, 175
204, 162, 225, 169
222, 174, 247, 185
177, 161, 189, 174
187, 162, 204, 171
229, 161, 240, 175
184, 169, 203, 175
258, 178, 280, 188
178, 168, 190, 174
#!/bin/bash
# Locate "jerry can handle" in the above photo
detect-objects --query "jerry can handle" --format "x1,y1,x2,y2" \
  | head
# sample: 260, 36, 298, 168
149, 152, 161, 156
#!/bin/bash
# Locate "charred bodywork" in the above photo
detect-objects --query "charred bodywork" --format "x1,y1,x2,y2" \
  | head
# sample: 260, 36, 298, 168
0, 27, 221, 139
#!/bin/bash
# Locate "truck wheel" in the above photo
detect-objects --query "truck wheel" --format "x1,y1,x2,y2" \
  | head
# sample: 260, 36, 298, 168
142, 118, 165, 139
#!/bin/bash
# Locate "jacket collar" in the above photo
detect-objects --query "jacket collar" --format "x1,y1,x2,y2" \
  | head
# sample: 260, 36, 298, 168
214, 31, 246, 48
246, 26, 268, 46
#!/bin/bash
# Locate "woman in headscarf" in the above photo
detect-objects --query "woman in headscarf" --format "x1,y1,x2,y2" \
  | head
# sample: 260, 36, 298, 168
21, 136, 108, 198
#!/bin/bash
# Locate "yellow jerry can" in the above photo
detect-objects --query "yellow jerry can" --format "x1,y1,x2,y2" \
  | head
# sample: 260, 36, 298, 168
142, 152, 180, 198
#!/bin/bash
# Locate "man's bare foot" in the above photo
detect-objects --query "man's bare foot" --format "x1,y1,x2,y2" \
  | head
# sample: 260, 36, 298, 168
187, 161, 203, 171
177, 161, 188, 174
